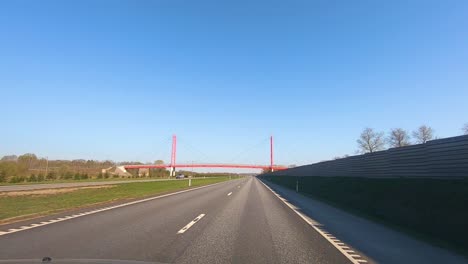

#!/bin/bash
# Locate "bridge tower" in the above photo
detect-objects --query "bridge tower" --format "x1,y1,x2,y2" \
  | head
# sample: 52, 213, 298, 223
270, 135, 274, 172
170, 134, 177, 177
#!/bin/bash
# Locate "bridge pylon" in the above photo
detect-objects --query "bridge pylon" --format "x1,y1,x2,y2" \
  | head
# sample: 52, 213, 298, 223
170, 134, 177, 177
270, 135, 274, 172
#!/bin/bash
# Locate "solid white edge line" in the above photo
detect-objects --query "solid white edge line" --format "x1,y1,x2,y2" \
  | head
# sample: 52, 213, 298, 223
258, 179, 364, 264
177, 214, 206, 234
0, 180, 231, 237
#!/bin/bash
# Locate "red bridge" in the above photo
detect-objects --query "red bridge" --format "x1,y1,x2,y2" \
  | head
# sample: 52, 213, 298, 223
124, 135, 287, 176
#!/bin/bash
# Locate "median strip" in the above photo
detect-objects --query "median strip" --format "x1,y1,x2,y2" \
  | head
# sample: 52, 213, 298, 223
0, 177, 231, 224
0, 180, 227, 237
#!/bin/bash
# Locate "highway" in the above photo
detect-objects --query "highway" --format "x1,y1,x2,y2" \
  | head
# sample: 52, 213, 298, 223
0, 177, 353, 264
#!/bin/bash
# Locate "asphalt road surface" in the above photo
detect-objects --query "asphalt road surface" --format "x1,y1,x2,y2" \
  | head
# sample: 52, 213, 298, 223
0, 177, 352, 264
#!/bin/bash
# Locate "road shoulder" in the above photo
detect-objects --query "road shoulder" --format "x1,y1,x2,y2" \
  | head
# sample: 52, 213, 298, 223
260, 179, 468, 264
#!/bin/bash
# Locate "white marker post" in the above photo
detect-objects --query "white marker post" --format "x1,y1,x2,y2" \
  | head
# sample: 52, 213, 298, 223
189, 176, 192, 187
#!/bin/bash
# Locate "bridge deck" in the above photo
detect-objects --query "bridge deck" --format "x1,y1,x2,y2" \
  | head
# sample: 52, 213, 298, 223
124, 164, 287, 170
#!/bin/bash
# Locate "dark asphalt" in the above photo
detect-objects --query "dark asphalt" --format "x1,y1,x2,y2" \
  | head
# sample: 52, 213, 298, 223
0, 177, 350, 264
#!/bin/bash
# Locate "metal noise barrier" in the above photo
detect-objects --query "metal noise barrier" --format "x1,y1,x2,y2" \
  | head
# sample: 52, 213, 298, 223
266, 135, 468, 179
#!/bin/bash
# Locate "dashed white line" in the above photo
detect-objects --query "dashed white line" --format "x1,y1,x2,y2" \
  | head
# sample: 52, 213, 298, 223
0, 180, 227, 237
177, 214, 205, 234
227, 192, 232, 196
258, 179, 367, 264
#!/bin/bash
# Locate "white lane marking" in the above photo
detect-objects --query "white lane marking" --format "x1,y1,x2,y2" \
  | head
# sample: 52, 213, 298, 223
177, 214, 205, 234
356, 260, 368, 263
258, 179, 366, 264
0, 180, 229, 237
227, 192, 232, 196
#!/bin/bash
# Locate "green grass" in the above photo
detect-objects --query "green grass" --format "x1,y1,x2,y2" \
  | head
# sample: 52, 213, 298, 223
0, 177, 233, 222
0, 176, 230, 186
0, 177, 169, 186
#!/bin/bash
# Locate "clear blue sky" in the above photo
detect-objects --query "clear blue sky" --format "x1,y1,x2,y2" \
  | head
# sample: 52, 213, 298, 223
1, 1, 468, 169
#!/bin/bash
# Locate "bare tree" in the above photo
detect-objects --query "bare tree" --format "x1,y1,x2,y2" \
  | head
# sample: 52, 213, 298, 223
357, 128, 386, 153
412, 125, 434, 144
388, 128, 411, 147
463, 123, 468, 135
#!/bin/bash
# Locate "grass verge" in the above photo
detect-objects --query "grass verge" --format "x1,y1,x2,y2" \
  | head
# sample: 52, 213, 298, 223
0, 177, 176, 186
0, 177, 232, 223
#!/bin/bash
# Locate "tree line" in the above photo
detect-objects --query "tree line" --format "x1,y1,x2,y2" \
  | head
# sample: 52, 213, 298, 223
0, 155, 241, 183
0, 154, 117, 183
0, 155, 168, 183
357, 123, 468, 154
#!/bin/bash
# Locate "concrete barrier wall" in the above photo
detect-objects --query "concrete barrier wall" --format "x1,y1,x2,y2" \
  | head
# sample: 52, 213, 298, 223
268, 135, 468, 178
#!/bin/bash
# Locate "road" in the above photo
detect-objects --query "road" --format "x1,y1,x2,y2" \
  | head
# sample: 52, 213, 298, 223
0, 179, 189, 192
0, 177, 353, 264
